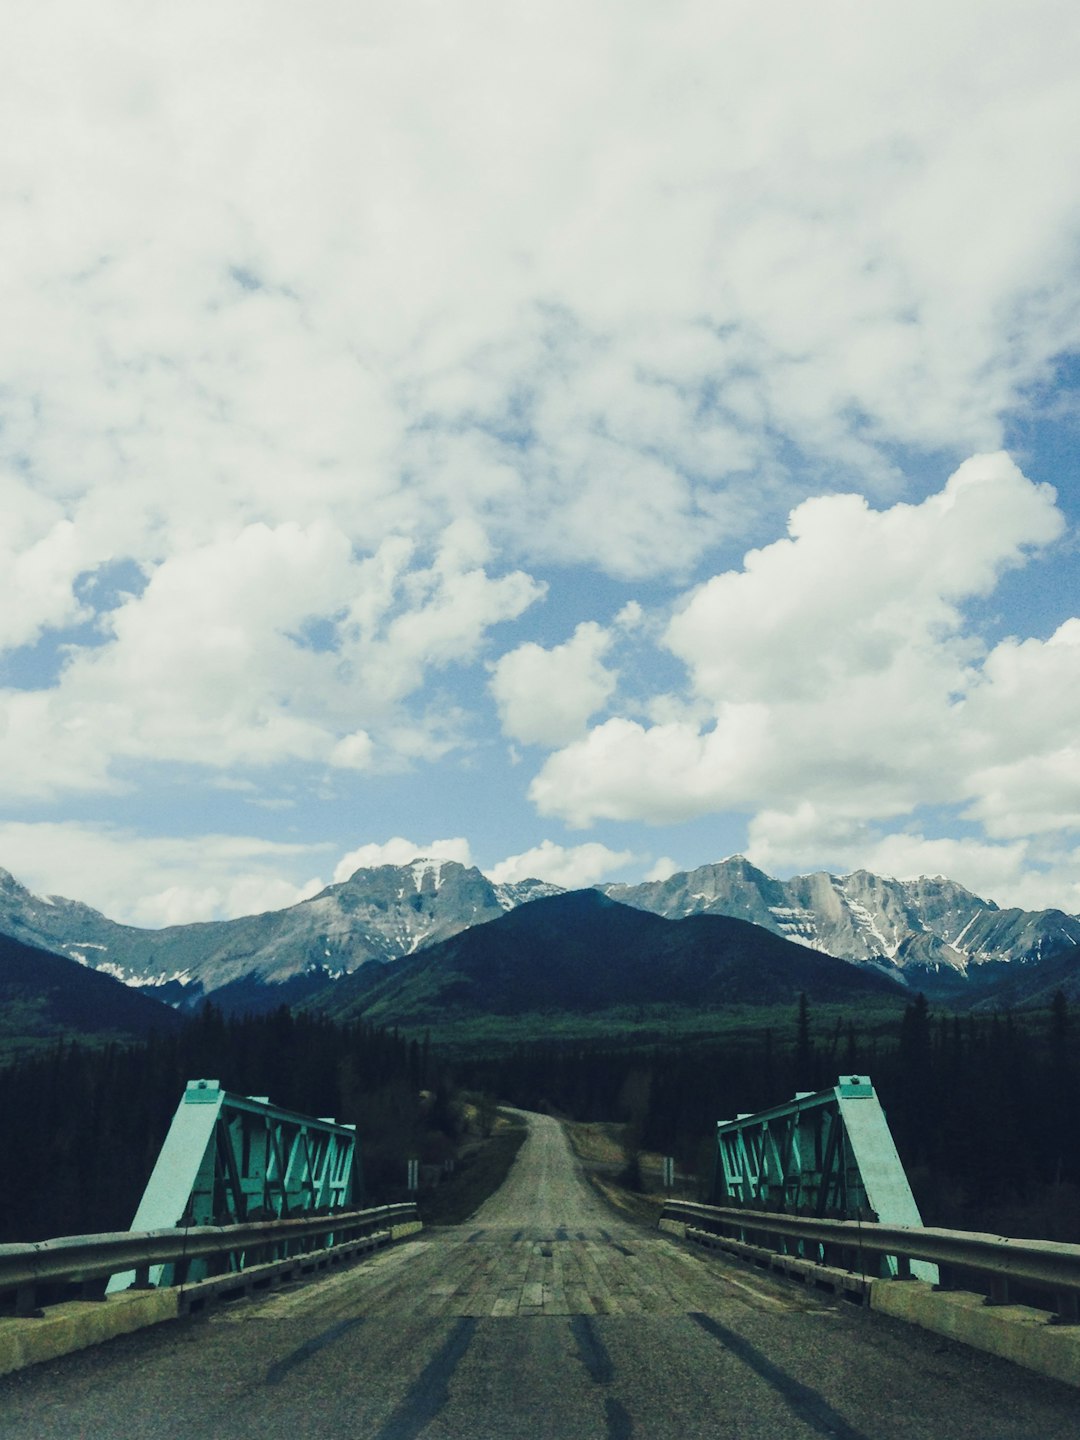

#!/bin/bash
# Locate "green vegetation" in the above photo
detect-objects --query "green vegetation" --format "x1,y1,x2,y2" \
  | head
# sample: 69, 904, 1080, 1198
368, 997, 908, 1054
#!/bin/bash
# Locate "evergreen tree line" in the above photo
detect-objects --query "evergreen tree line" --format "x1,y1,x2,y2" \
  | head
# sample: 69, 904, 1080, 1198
0, 1006, 460, 1243
457, 992, 1080, 1241
3, 992, 1078, 1246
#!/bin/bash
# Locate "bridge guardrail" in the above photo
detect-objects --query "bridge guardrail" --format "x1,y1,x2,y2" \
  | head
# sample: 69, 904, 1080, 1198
0, 1202, 419, 1318
661, 1199, 1080, 1322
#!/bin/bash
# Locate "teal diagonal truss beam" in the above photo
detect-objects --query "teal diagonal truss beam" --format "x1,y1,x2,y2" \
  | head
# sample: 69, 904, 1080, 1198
108, 1079, 361, 1291
712, 1074, 935, 1281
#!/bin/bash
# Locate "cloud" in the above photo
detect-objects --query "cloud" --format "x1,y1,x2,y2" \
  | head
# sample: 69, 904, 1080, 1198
2, 2, 1080, 645
0, 486, 89, 650
960, 619, 1080, 836
489, 622, 618, 746
0, 522, 542, 797
332, 836, 474, 883
665, 452, 1062, 707
330, 732, 376, 771
3, 4, 1080, 912
531, 716, 771, 827
531, 457, 1077, 862
360, 526, 544, 706
485, 840, 637, 889
0, 822, 329, 926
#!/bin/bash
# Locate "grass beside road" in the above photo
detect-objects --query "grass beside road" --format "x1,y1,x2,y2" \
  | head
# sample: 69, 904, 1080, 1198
418, 1111, 528, 1226
564, 1119, 701, 1227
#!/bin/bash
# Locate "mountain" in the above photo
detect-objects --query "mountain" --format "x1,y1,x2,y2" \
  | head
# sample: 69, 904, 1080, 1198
603, 858, 1080, 996
0, 932, 182, 1052
1, 853, 1077, 1016
311, 889, 906, 1029
0, 861, 561, 1009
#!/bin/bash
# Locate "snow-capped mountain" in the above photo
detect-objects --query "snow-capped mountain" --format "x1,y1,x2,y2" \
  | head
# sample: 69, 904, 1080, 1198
0, 860, 561, 1007
602, 857, 1080, 987
2, 852, 1077, 1012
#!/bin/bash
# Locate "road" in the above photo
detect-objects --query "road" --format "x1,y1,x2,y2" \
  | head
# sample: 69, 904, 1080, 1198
1, 1111, 1077, 1439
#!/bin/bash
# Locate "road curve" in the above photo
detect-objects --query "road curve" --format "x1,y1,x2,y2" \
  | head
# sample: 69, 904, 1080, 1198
0, 1110, 1076, 1439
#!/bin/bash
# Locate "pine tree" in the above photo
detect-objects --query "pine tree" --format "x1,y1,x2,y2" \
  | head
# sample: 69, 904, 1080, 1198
794, 992, 813, 1089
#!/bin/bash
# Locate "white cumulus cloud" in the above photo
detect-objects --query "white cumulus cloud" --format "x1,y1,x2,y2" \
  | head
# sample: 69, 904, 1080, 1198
530, 456, 1076, 865
333, 837, 474, 883
0, 521, 542, 798
489, 622, 618, 746
486, 840, 637, 890
0, 822, 329, 926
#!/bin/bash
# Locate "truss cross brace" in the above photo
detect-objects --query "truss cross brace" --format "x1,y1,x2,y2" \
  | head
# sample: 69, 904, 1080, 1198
712, 1074, 936, 1282
108, 1079, 361, 1291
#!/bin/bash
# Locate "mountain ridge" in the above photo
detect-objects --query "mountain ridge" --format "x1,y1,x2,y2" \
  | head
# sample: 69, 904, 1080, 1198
0, 860, 561, 1007
308, 888, 906, 1029
0, 853, 1077, 1011
602, 857, 1080, 990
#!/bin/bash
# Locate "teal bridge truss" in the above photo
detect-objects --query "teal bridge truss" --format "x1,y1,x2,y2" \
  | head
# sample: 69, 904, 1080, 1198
712, 1074, 936, 1281
109, 1079, 361, 1290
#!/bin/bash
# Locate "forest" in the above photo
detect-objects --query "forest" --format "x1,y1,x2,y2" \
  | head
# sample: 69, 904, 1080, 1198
1, 991, 1077, 1244
0, 1007, 461, 1242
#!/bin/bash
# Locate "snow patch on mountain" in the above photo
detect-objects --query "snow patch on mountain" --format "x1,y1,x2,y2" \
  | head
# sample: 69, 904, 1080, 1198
950, 911, 980, 954
411, 858, 447, 892
492, 878, 565, 910
842, 895, 898, 958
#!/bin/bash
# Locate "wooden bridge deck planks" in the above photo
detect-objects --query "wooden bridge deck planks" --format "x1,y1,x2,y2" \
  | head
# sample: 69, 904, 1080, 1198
414, 1230, 751, 1319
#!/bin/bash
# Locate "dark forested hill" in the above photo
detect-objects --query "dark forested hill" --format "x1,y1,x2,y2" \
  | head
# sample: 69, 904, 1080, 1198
310, 889, 905, 1029
0, 933, 181, 1052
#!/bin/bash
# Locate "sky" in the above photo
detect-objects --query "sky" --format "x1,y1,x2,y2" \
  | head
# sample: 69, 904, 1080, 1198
3, 1, 1080, 926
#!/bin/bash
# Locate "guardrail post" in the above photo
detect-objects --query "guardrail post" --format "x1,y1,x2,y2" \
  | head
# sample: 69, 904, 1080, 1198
14, 1283, 40, 1319
1053, 1291, 1080, 1325
986, 1275, 1010, 1307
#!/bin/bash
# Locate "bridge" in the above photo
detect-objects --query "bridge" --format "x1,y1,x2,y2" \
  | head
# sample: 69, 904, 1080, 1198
1, 1093, 1079, 1437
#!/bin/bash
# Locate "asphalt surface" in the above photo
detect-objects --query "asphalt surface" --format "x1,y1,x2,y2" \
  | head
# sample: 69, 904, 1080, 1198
1, 1111, 1077, 1439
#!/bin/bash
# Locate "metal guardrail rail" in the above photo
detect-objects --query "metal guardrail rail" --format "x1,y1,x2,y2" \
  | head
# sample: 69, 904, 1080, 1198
662, 1199, 1080, 1321
0, 1202, 418, 1318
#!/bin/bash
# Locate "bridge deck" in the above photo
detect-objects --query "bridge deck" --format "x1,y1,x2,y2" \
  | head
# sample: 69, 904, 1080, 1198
266, 1225, 775, 1319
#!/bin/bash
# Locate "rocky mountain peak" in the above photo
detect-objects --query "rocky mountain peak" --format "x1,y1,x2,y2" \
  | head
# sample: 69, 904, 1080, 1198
2, 852, 1078, 1012
602, 861, 1079, 987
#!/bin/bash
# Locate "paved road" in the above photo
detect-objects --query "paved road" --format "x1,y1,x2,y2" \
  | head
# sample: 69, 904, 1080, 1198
1, 1111, 1077, 1439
